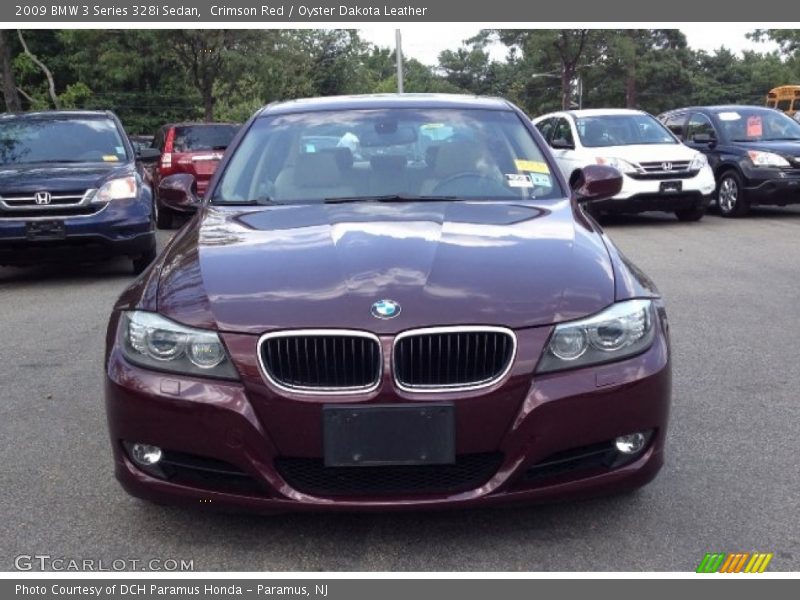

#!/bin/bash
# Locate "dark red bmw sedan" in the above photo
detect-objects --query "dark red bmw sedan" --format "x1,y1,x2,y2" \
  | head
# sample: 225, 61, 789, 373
105, 94, 671, 513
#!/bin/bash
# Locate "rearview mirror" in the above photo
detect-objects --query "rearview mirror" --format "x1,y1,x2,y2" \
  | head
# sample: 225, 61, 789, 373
692, 133, 715, 145
551, 137, 574, 150
571, 165, 623, 202
136, 147, 161, 163
158, 174, 200, 213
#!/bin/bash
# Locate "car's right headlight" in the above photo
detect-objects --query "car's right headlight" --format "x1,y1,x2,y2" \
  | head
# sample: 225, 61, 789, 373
536, 299, 656, 374
747, 150, 790, 168
595, 156, 638, 174
118, 311, 239, 380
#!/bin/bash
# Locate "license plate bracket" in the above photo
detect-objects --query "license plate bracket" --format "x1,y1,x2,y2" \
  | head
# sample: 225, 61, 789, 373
322, 404, 455, 467
659, 180, 682, 193
25, 220, 66, 240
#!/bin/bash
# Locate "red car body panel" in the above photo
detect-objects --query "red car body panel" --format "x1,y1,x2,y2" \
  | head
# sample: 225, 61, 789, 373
105, 95, 671, 513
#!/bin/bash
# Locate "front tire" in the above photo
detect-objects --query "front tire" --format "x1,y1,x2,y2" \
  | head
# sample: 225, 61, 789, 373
716, 171, 749, 217
675, 205, 705, 222
132, 245, 157, 275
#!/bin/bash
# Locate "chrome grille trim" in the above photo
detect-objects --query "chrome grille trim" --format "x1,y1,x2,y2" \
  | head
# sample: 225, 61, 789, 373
256, 329, 382, 395
392, 326, 517, 393
0, 189, 97, 214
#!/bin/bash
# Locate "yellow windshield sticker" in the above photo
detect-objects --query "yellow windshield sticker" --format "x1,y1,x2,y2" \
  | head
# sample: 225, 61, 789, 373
515, 159, 549, 173
102, 155, 119, 162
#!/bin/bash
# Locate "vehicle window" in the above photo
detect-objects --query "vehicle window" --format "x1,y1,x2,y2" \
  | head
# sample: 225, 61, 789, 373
575, 114, 676, 147
152, 128, 164, 151
213, 108, 563, 204
685, 113, 717, 141
535, 118, 554, 141
776, 99, 791, 111
551, 118, 574, 146
0, 117, 128, 165
714, 108, 800, 142
173, 125, 239, 152
766, 100, 777, 108
663, 113, 686, 138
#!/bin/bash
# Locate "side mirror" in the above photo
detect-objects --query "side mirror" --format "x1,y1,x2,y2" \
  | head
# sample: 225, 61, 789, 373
572, 164, 623, 203
551, 137, 574, 150
158, 174, 200, 213
136, 147, 161, 163
691, 133, 715, 146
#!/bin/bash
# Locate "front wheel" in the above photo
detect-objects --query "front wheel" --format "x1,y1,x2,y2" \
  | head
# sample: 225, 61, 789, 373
717, 171, 749, 217
132, 245, 157, 275
674, 205, 706, 222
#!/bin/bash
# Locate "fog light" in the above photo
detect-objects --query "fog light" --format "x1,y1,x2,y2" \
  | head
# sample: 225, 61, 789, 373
615, 432, 647, 455
130, 443, 162, 466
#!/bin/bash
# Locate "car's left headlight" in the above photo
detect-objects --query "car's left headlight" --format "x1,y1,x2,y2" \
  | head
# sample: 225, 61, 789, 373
747, 150, 790, 168
93, 175, 138, 203
118, 311, 239, 380
536, 299, 656, 374
690, 153, 708, 170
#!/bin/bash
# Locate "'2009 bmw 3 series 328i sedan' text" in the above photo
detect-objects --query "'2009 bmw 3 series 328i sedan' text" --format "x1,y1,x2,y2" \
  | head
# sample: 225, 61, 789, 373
105, 94, 671, 513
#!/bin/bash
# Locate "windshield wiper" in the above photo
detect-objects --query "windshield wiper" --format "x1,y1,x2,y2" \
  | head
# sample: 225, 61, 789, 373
760, 137, 800, 141
324, 194, 457, 204
213, 197, 280, 206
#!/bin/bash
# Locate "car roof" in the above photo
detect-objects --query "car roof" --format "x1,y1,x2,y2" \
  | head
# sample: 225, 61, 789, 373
566, 108, 649, 118
162, 122, 239, 129
258, 93, 513, 116
0, 109, 115, 121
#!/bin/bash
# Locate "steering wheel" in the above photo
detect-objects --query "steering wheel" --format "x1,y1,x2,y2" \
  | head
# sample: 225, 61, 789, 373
432, 172, 510, 197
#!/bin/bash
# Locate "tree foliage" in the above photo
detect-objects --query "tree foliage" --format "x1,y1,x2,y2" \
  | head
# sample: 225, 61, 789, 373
1, 29, 798, 134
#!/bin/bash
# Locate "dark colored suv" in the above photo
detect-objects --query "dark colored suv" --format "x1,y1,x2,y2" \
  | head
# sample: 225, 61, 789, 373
0, 110, 159, 273
658, 105, 800, 216
149, 122, 239, 228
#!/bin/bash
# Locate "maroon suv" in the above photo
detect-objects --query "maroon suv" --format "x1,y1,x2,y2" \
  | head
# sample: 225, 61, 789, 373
149, 122, 239, 228
105, 94, 671, 513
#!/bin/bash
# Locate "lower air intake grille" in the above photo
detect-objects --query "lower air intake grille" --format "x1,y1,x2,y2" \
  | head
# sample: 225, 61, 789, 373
259, 331, 381, 392
275, 453, 503, 496
393, 327, 516, 390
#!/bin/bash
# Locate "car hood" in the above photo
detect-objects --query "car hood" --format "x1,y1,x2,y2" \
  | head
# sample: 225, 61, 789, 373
0, 162, 129, 193
731, 140, 800, 156
156, 200, 616, 334
593, 143, 699, 164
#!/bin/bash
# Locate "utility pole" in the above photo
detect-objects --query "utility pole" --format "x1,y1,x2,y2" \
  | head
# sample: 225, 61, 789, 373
395, 29, 404, 94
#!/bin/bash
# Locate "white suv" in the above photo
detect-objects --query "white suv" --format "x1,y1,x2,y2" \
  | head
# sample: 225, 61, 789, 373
532, 109, 716, 221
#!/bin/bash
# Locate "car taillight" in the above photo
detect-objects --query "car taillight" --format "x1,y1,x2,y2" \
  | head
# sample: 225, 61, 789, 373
160, 128, 175, 173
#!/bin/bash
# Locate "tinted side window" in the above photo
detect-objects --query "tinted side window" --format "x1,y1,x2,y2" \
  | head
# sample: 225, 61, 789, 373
173, 125, 239, 152
551, 118, 574, 146
685, 113, 716, 141
777, 99, 791, 111
663, 113, 686, 138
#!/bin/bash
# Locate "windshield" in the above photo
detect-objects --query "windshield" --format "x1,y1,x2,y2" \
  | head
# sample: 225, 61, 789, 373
714, 108, 800, 141
576, 114, 676, 147
0, 118, 128, 165
172, 124, 239, 152
212, 108, 562, 204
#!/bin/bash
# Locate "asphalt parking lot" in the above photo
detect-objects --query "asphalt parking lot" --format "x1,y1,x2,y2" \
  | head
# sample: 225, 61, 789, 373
1, 206, 799, 572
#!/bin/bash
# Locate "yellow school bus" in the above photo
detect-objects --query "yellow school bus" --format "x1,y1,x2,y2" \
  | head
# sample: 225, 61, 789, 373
766, 85, 800, 116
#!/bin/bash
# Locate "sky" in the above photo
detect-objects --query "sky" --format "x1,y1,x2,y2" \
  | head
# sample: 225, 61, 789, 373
359, 26, 780, 66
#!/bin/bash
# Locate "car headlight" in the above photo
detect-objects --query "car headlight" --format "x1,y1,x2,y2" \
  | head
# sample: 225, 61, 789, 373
595, 157, 639, 174
118, 311, 239, 380
690, 153, 709, 170
93, 176, 138, 203
747, 150, 790, 168
536, 299, 656, 374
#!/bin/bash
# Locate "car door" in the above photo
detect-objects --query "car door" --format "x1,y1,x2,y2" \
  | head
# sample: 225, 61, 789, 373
683, 112, 722, 171
547, 116, 584, 180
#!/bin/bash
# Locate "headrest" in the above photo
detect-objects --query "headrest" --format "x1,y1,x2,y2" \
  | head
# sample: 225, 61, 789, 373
434, 141, 487, 177
293, 151, 345, 187
319, 147, 353, 171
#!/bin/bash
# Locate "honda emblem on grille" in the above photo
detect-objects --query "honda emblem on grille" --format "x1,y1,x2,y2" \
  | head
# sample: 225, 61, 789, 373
661, 162, 673, 171
34, 191, 51, 205
371, 299, 401, 319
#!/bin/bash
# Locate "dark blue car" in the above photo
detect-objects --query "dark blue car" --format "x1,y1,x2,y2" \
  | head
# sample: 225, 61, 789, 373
0, 110, 158, 273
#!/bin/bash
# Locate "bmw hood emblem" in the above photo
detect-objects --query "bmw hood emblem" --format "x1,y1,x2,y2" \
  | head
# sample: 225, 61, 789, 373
371, 299, 401, 319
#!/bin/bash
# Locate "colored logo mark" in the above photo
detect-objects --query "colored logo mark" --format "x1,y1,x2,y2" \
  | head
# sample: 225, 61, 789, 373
696, 552, 773, 573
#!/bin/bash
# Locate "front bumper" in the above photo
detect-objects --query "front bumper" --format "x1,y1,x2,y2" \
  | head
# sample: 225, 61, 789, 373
105, 319, 671, 513
743, 172, 800, 205
0, 198, 154, 265
596, 167, 716, 213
